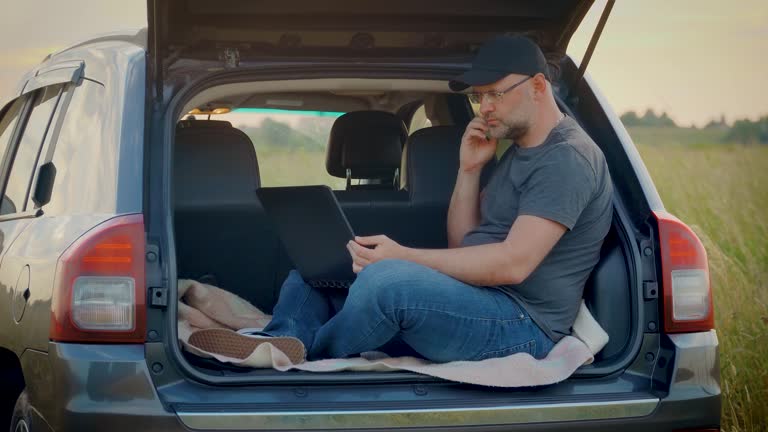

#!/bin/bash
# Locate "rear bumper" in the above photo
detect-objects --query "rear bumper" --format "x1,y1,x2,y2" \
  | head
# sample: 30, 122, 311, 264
42, 343, 181, 431
174, 396, 719, 432
35, 331, 718, 431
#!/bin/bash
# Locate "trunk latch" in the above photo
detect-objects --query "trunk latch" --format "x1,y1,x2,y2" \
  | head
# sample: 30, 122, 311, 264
150, 287, 169, 308
220, 48, 240, 69
640, 238, 659, 300
146, 242, 168, 308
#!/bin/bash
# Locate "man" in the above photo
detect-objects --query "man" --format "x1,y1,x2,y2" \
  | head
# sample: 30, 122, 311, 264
252, 35, 614, 364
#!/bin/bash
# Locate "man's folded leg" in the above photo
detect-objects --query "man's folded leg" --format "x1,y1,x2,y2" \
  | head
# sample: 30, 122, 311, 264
308, 259, 555, 362
247, 269, 337, 362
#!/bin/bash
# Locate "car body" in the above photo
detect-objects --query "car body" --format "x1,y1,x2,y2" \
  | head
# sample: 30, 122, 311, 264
0, 1, 719, 431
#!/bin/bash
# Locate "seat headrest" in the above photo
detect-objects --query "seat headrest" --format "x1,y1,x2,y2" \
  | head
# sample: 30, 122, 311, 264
405, 126, 496, 205
177, 119, 234, 129
326, 111, 407, 181
174, 120, 260, 208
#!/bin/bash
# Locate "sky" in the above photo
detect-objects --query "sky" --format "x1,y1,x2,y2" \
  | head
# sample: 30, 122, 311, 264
0, 0, 765, 127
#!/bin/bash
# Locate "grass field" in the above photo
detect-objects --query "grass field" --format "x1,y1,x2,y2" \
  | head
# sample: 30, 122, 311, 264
630, 127, 768, 432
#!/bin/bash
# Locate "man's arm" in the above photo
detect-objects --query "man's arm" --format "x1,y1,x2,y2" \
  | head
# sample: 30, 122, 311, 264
446, 168, 482, 248
351, 143, 596, 285
447, 116, 498, 248
350, 215, 567, 286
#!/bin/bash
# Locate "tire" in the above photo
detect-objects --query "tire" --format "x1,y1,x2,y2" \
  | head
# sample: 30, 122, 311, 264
1, 369, 24, 431
9, 391, 31, 432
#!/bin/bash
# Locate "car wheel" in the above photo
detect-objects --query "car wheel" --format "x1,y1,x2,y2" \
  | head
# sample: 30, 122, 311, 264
2, 379, 24, 428
10, 391, 31, 432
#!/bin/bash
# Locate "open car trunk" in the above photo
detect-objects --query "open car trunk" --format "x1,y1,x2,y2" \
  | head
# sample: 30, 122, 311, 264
148, 0, 595, 58
164, 74, 643, 382
145, 66, 661, 432
141, 0, 666, 426
146, 0, 604, 106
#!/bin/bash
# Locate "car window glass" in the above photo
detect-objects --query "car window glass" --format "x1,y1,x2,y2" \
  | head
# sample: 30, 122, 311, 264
187, 108, 348, 190
46, 80, 116, 216
1, 85, 62, 215
0, 98, 26, 174
408, 105, 431, 135
26, 85, 71, 211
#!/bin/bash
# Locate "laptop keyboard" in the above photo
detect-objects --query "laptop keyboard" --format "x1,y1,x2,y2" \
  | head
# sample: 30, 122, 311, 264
308, 279, 353, 289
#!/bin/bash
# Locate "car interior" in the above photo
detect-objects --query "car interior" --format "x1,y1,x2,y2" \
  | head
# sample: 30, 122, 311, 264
171, 78, 632, 374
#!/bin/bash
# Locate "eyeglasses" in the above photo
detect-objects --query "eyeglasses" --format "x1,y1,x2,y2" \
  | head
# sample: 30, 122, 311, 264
468, 75, 533, 105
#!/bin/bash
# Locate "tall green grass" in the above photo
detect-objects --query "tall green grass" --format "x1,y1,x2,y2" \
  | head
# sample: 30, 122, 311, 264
258, 149, 346, 190
631, 127, 768, 432
627, 126, 729, 148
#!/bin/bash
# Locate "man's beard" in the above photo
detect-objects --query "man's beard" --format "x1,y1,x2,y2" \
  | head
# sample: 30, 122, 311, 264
494, 119, 530, 141
487, 98, 534, 141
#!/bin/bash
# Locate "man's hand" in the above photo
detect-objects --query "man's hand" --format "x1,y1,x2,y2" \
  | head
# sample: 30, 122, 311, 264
346, 235, 408, 273
345, 216, 566, 285
460, 117, 498, 173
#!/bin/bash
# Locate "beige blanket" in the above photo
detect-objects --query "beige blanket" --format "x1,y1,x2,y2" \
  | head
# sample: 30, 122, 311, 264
178, 279, 609, 387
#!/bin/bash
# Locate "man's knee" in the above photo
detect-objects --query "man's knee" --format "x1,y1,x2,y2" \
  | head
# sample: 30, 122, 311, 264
356, 259, 428, 289
350, 259, 424, 309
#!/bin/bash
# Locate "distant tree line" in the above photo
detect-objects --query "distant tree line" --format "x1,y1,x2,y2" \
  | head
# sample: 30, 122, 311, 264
620, 109, 678, 128
725, 116, 768, 145
620, 109, 768, 145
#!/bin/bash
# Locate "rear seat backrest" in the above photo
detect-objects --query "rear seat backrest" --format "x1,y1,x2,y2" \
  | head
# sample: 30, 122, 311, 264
321, 110, 412, 245
326, 111, 406, 189
403, 126, 496, 247
405, 126, 497, 205
268, 111, 413, 298
174, 119, 280, 311
174, 120, 260, 207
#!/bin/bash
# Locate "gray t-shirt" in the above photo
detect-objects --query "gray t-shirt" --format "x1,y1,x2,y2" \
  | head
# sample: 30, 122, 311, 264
461, 116, 613, 342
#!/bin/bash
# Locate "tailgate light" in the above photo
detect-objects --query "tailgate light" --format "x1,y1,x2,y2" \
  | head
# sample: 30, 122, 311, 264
653, 211, 715, 333
671, 270, 710, 321
71, 277, 135, 330
51, 214, 146, 343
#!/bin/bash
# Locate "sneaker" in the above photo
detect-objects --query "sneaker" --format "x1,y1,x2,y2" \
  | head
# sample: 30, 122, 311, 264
236, 327, 267, 335
188, 328, 306, 364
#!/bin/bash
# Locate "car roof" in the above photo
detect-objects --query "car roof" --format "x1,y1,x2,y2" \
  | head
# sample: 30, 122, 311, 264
47, 28, 148, 60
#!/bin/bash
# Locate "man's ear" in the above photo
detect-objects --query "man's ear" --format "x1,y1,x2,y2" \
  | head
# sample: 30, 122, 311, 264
530, 74, 548, 99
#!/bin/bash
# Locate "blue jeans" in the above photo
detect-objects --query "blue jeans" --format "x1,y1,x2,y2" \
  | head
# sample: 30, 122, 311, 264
262, 259, 555, 362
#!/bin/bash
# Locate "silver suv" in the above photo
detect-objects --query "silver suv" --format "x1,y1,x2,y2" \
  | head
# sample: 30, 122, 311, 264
0, 1, 720, 431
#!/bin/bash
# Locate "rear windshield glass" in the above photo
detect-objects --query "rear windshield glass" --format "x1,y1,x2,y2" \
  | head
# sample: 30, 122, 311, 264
200, 108, 347, 190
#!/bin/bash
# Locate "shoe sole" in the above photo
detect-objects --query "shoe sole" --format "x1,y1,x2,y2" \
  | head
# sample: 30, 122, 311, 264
188, 328, 306, 363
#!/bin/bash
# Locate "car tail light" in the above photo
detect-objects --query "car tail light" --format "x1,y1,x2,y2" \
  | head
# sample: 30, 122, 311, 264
653, 211, 715, 333
50, 214, 146, 343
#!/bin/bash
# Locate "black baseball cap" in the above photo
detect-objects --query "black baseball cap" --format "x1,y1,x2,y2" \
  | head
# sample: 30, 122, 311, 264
449, 35, 550, 92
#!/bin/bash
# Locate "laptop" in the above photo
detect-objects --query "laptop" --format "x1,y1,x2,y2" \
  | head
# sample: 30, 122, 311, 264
255, 185, 357, 289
